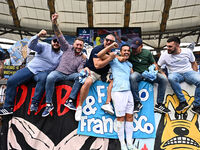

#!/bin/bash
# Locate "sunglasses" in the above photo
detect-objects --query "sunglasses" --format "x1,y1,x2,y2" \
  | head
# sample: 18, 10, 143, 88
53, 39, 59, 43
105, 38, 115, 43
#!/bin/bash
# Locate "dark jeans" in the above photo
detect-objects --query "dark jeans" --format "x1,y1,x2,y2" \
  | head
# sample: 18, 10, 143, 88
4, 67, 50, 108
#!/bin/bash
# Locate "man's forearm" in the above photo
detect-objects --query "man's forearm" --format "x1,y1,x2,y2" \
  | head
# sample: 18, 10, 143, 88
52, 23, 62, 37
157, 65, 167, 78
94, 56, 113, 69
192, 61, 198, 71
97, 46, 111, 58
97, 57, 112, 68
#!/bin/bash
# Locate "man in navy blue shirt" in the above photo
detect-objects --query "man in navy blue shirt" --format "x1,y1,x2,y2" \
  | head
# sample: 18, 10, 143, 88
75, 34, 116, 121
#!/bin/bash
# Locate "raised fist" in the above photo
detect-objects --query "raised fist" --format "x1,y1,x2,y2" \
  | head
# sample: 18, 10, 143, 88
38, 29, 47, 37
52, 13, 58, 23
110, 42, 119, 49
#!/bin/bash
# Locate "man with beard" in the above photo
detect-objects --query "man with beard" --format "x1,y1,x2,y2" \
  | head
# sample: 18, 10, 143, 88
42, 13, 87, 117
129, 37, 169, 114
75, 34, 116, 121
158, 36, 200, 114
0, 29, 63, 115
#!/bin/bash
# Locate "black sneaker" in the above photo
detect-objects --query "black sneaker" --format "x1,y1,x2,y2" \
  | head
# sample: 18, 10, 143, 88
64, 98, 76, 110
191, 106, 200, 115
42, 104, 54, 117
134, 102, 143, 113
176, 101, 189, 111
155, 103, 170, 113
30, 103, 39, 112
0, 107, 13, 115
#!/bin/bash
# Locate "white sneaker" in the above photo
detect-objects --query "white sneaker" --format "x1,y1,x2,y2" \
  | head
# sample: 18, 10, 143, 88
75, 106, 82, 121
101, 103, 114, 115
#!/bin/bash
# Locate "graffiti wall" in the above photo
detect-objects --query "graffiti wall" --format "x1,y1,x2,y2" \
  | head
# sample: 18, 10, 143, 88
153, 83, 200, 150
0, 81, 199, 150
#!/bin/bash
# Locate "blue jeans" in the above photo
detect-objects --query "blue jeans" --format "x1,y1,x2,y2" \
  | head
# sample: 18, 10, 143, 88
31, 71, 51, 104
45, 70, 82, 103
4, 67, 50, 108
130, 72, 168, 104
168, 71, 200, 107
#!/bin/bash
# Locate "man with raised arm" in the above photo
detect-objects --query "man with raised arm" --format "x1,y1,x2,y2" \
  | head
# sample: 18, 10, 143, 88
75, 34, 116, 121
42, 13, 87, 117
0, 29, 63, 115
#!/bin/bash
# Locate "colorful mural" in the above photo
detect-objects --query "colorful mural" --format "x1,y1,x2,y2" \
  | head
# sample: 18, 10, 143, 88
0, 81, 199, 150
160, 90, 200, 150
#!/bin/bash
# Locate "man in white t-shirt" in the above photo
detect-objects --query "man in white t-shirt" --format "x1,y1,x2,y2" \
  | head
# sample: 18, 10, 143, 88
158, 36, 200, 114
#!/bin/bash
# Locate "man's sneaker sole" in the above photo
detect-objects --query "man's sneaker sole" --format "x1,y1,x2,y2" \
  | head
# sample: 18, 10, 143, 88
30, 109, 37, 112
138, 104, 143, 110
176, 104, 190, 111
102, 109, 114, 115
191, 108, 200, 115
64, 103, 77, 111
101, 106, 114, 115
0, 111, 13, 116
154, 107, 169, 114
133, 110, 139, 113
133, 105, 143, 113
30, 105, 38, 112
42, 107, 54, 117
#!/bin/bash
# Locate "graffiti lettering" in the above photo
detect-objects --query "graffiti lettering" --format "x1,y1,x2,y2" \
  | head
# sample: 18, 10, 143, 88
13, 84, 75, 116
133, 114, 154, 134
80, 116, 116, 134
139, 89, 149, 102
56, 85, 71, 116
83, 96, 97, 115
14, 85, 28, 111
97, 85, 105, 103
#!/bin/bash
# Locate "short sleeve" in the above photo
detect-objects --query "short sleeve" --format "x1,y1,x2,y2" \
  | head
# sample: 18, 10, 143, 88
188, 49, 195, 62
158, 53, 165, 66
128, 61, 132, 68
149, 52, 155, 64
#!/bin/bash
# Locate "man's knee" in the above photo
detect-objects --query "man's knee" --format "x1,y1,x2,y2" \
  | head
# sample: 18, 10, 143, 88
195, 79, 200, 86
125, 114, 133, 122
168, 74, 178, 82
158, 74, 168, 84
36, 77, 46, 85
7, 76, 17, 86
46, 72, 56, 82
130, 72, 141, 82
82, 78, 93, 88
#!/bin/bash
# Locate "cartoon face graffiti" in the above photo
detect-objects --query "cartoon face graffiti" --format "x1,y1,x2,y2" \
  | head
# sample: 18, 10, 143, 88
161, 90, 200, 150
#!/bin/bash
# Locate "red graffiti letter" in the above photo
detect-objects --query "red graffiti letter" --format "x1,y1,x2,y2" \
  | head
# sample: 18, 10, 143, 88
13, 85, 28, 112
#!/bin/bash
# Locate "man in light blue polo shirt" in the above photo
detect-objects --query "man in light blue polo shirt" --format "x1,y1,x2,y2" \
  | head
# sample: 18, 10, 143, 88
0, 29, 63, 115
95, 43, 135, 150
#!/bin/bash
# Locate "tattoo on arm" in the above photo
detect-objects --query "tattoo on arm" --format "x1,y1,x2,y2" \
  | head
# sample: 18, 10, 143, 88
52, 23, 61, 36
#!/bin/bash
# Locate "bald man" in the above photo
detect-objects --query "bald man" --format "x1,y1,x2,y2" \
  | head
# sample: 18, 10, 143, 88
75, 34, 116, 121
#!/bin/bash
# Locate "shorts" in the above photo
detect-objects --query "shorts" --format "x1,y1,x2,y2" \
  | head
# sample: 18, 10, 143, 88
88, 70, 101, 82
111, 91, 134, 117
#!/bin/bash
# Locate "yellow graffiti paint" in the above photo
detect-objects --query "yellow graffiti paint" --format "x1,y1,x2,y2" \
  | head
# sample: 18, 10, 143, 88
161, 90, 200, 150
